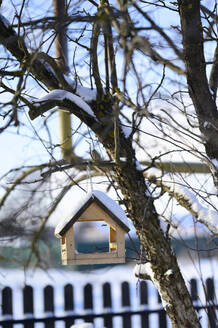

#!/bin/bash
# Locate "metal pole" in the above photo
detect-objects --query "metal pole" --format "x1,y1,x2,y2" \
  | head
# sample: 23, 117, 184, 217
53, 0, 73, 160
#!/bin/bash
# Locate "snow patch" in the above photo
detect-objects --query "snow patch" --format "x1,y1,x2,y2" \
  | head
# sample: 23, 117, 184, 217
71, 324, 94, 328
134, 262, 154, 278
146, 167, 162, 178
76, 85, 97, 103
63, 75, 97, 103
164, 269, 173, 277
203, 121, 211, 129
134, 263, 172, 310
134, 263, 171, 309
35, 89, 96, 118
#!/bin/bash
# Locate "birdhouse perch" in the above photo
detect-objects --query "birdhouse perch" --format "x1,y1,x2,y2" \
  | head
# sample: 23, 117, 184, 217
55, 190, 130, 265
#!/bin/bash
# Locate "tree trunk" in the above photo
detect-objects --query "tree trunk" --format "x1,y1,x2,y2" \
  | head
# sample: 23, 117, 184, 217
105, 140, 201, 327
178, 0, 218, 188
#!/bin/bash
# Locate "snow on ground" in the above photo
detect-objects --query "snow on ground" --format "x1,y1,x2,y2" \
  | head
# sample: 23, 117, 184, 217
0, 258, 216, 328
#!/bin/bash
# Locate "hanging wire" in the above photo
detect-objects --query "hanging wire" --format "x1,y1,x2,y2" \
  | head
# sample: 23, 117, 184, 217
86, 160, 94, 195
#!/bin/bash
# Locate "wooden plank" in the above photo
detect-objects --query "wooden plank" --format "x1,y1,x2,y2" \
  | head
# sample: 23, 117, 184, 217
109, 242, 117, 250
75, 252, 118, 259
65, 256, 125, 265
63, 229, 75, 262
78, 202, 110, 221
44, 285, 54, 328
121, 282, 131, 328
64, 284, 74, 328
2, 287, 13, 328
2, 287, 13, 316
103, 282, 113, 328
206, 278, 216, 328
190, 279, 198, 301
116, 228, 125, 258
78, 203, 118, 231
84, 283, 94, 323
109, 226, 117, 251
23, 285, 34, 328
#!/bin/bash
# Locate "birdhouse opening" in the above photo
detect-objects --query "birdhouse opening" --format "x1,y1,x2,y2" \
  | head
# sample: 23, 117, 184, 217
74, 221, 118, 254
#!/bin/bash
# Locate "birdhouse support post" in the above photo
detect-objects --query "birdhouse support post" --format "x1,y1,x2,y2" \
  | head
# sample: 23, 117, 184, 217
109, 226, 117, 252
61, 229, 75, 265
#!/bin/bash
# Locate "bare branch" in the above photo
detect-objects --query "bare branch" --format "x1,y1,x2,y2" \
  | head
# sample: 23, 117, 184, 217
144, 168, 218, 235
90, 21, 104, 96
133, 3, 184, 60
130, 35, 185, 75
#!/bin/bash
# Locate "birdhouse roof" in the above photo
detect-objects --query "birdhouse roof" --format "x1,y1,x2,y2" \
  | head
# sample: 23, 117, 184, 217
55, 190, 130, 238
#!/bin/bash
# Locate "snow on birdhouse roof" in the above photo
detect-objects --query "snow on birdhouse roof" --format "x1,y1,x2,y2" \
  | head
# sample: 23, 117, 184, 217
55, 190, 130, 238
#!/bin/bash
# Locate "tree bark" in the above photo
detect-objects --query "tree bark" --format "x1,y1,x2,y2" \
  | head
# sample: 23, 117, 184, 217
104, 136, 201, 328
178, 0, 218, 188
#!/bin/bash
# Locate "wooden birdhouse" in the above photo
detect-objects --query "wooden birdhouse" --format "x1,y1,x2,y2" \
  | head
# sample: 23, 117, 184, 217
55, 190, 130, 265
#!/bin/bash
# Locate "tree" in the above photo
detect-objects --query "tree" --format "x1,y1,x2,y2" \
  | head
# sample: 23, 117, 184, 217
0, 0, 217, 327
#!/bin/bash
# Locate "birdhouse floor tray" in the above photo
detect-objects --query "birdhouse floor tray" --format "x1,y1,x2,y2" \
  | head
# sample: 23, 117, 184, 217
62, 252, 125, 265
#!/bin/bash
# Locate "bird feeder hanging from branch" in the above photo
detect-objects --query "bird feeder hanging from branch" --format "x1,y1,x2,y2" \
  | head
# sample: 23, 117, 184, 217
55, 190, 130, 265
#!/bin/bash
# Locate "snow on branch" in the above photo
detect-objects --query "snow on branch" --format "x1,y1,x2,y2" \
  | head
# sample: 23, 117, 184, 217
134, 262, 153, 280
144, 168, 218, 235
63, 75, 97, 103
30, 89, 97, 120
134, 263, 173, 310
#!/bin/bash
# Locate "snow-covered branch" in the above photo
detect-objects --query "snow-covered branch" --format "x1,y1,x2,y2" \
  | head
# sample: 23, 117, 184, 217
33, 89, 96, 118
144, 168, 218, 235
29, 89, 99, 128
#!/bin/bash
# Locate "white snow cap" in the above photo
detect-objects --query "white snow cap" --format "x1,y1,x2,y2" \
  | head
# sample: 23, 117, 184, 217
35, 89, 96, 118
134, 262, 154, 278
63, 75, 97, 103
71, 324, 106, 328
71, 324, 94, 328
55, 190, 130, 237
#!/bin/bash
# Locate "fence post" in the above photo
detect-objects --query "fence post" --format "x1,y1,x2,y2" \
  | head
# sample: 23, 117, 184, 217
23, 285, 34, 328
103, 282, 113, 328
121, 281, 131, 328
84, 283, 94, 323
2, 287, 13, 328
140, 281, 149, 328
206, 278, 216, 328
157, 291, 167, 328
64, 284, 75, 328
44, 285, 54, 328
190, 279, 198, 302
